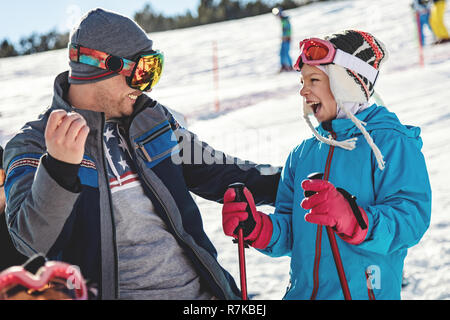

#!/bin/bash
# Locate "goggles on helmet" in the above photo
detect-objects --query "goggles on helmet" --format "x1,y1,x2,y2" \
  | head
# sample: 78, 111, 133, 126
294, 38, 379, 85
69, 44, 164, 91
0, 261, 88, 300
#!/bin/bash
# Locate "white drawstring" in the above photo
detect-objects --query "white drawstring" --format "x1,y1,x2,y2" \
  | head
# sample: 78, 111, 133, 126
302, 100, 386, 171
303, 113, 358, 150
339, 101, 385, 170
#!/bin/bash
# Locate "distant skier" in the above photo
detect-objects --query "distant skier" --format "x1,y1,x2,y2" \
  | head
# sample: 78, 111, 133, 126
221, 30, 432, 300
411, 0, 434, 46
273, 7, 293, 72
430, 0, 450, 43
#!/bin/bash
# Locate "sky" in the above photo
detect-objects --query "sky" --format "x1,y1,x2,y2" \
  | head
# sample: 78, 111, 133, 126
0, 0, 200, 44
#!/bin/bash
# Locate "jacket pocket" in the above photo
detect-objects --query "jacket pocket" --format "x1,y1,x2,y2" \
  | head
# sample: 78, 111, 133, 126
134, 120, 179, 168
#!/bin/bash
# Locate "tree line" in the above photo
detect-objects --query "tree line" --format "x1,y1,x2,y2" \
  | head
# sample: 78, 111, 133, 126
0, 0, 324, 58
134, 0, 303, 33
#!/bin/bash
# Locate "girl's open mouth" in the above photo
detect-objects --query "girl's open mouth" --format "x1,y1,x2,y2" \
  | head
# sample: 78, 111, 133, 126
310, 102, 321, 114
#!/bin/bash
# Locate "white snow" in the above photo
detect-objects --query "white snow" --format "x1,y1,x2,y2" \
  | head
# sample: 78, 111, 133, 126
0, 0, 449, 299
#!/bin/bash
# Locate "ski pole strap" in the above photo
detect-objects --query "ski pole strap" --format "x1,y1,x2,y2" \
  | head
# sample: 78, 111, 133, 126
232, 238, 250, 247
336, 188, 367, 230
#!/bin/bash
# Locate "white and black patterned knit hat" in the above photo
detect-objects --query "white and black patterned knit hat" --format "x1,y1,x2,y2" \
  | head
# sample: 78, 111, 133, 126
301, 30, 389, 170
324, 30, 388, 104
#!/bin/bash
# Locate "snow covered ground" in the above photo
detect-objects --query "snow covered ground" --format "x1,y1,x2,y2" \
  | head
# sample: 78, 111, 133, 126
0, 0, 449, 299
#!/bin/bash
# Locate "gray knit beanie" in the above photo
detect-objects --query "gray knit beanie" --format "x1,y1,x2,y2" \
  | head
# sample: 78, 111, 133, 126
68, 8, 153, 84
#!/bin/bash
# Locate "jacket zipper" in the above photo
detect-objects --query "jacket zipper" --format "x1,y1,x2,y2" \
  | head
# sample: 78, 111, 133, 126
100, 115, 120, 299
365, 270, 376, 300
135, 124, 171, 162
125, 117, 229, 299
309, 225, 323, 299
310, 131, 336, 300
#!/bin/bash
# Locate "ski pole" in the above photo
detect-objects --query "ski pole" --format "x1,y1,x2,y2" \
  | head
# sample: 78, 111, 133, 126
414, 11, 425, 67
228, 182, 249, 300
237, 228, 248, 300
305, 173, 352, 300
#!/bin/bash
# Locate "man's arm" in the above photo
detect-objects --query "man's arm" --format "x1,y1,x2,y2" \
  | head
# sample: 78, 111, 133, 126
175, 127, 281, 205
4, 110, 89, 257
153, 103, 281, 205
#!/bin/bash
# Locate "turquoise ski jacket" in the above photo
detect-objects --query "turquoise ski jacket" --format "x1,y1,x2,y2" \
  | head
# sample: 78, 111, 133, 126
260, 104, 432, 300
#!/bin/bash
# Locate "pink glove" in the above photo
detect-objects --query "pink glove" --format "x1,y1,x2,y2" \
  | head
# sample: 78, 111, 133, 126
222, 187, 273, 249
301, 179, 369, 245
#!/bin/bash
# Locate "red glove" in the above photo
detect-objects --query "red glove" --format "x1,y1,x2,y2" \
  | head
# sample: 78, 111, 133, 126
301, 179, 369, 245
222, 187, 273, 249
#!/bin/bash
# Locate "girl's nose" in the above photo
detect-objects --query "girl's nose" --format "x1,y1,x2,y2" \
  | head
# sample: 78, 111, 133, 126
300, 84, 309, 97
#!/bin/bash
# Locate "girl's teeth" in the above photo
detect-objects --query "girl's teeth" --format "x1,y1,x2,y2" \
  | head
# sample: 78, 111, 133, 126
128, 94, 138, 100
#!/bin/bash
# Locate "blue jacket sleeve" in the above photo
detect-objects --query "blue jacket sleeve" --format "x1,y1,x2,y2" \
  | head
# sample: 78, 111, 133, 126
259, 144, 302, 257
358, 132, 432, 255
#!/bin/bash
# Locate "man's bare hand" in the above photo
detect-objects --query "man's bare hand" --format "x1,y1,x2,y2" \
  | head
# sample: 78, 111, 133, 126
45, 110, 90, 164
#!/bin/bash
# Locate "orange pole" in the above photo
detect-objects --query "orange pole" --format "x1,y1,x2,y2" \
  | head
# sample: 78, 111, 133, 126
238, 228, 248, 300
415, 12, 425, 67
212, 40, 220, 112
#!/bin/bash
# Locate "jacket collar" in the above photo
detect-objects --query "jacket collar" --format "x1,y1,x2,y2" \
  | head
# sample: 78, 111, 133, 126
317, 103, 377, 137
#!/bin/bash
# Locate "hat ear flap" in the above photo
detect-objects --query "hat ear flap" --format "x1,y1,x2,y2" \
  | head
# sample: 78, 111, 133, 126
326, 64, 368, 104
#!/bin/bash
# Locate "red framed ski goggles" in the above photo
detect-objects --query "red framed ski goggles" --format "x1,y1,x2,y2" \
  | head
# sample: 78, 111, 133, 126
69, 44, 164, 91
294, 38, 379, 84
0, 261, 88, 300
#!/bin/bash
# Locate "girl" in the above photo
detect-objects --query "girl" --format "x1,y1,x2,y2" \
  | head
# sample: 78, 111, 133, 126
221, 30, 432, 300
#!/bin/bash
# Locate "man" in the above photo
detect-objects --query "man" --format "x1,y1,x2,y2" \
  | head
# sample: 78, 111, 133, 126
3, 8, 281, 300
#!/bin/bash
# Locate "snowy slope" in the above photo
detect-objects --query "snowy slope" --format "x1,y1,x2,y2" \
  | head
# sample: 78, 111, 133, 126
0, 0, 449, 299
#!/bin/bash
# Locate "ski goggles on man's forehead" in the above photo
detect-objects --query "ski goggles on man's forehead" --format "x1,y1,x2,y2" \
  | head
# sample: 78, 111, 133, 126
69, 44, 164, 91
294, 38, 379, 84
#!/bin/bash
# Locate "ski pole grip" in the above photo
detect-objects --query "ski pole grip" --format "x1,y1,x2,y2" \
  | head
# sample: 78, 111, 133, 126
228, 182, 246, 203
304, 172, 324, 198
228, 182, 248, 231
226, 183, 249, 300
228, 182, 250, 247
